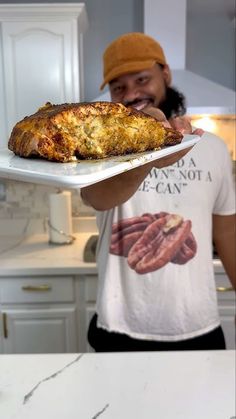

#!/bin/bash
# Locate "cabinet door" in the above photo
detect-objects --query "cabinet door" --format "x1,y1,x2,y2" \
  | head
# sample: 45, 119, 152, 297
218, 305, 235, 349
85, 305, 96, 353
1, 307, 77, 354
0, 4, 88, 147
76, 275, 97, 352
0, 312, 3, 353
216, 273, 235, 349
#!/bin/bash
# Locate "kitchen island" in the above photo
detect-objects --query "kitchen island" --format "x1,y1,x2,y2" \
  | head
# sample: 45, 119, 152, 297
0, 350, 235, 419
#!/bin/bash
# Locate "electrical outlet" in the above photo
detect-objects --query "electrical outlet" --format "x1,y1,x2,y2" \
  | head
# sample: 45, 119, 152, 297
0, 183, 6, 201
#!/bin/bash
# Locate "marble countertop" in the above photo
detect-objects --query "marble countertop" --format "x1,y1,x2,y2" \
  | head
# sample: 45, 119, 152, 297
0, 350, 235, 419
0, 233, 97, 275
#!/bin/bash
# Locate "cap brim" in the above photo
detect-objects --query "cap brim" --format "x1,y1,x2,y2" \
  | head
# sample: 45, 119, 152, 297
100, 59, 157, 90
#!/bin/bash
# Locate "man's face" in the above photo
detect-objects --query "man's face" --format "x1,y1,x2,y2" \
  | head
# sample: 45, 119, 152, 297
109, 64, 170, 111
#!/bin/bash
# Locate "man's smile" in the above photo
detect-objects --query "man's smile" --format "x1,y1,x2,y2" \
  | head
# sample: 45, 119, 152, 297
124, 98, 155, 110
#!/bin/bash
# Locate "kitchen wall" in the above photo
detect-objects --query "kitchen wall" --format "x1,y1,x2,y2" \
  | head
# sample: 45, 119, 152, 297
0, 0, 235, 230
0, 0, 143, 227
0, 0, 235, 99
186, 0, 235, 91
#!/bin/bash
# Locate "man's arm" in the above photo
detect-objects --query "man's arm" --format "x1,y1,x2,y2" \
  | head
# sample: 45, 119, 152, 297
81, 162, 151, 210
213, 214, 236, 289
81, 105, 199, 210
81, 147, 190, 210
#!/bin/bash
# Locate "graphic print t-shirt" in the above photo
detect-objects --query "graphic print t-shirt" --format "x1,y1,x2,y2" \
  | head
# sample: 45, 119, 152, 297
95, 133, 235, 341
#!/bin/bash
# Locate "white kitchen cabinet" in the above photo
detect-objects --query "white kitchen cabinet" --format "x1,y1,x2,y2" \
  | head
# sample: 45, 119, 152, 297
76, 274, 97, 352
84, 305, 97, 352
0, 3, 88, 147
219, 306, 235, 349
1, 307, 77, 354
0, 276, 78, 354
215, 273, 235, 349
0, 271, 234, 353
76, 271, 236, 352
0, 314, 3, 353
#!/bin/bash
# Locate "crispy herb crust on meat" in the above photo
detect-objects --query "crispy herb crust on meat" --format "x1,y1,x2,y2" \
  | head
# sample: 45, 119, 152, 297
8, 101, 183, 162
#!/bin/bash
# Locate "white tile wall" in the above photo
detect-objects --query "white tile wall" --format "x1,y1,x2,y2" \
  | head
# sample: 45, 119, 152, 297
0, 179, 95, 221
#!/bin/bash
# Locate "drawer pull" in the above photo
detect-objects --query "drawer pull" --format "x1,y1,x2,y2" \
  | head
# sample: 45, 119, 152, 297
216, 286, 234, 292
3, 313, 8, 338
22, 285, 52, 292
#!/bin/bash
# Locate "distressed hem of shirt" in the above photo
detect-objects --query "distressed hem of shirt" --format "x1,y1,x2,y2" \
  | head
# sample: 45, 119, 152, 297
96, 319, 221, 342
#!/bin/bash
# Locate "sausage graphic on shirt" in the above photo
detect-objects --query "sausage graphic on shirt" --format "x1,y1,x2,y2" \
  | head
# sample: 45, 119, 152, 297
109, 212, 197, 274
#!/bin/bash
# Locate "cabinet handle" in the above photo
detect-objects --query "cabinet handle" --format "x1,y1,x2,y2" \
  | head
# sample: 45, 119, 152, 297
2, 313, 8, 339
21, 285, 52, 292
216, 286, 234, 292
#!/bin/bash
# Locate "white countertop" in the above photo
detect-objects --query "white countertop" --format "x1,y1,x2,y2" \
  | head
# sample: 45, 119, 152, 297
0, 225, 225, 276
0, 350, 235, 419
0, 233, 97, 275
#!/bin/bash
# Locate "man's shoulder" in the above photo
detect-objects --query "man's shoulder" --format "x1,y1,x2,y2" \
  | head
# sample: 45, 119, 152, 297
200, 130, 219, 140
195, 131, 229, 152
187, 131, 232, 168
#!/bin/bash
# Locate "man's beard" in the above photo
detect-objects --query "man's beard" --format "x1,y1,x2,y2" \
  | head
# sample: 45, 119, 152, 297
122, 86, 186, 119
159, 86, 186, 119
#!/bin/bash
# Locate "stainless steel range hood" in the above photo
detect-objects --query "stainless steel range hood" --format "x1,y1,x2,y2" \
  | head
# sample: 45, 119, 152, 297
144, 0, 235, 115
93, 69, 235, 115
171, 69, 235, 115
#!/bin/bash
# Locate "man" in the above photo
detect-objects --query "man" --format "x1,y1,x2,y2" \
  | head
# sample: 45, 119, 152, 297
81, 32, 236, 352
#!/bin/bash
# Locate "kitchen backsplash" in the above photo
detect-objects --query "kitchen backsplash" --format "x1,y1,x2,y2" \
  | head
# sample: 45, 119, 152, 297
0, 160, 235, 236
0, 179, 95, 221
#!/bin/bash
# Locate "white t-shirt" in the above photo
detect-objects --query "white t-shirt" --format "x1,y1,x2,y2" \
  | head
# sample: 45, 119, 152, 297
95, 132, 235, 341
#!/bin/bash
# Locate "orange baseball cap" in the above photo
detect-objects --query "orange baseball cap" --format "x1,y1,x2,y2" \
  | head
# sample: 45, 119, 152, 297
100, 32, 167, 90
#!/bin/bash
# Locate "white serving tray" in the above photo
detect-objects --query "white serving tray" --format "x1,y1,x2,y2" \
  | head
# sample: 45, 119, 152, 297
0, 135, 200, 189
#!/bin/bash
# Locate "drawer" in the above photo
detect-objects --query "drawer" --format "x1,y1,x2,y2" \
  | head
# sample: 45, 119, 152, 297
0, 276, 74, 304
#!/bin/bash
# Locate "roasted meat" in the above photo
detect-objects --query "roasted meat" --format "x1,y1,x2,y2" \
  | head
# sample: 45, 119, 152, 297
8, 101, 183, 162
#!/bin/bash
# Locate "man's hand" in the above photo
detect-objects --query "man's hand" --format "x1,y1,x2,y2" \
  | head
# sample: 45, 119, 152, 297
143, 105, 204, 136
169, 115, 192, 134
141, 106, 203, 168
169, 116, 204, 136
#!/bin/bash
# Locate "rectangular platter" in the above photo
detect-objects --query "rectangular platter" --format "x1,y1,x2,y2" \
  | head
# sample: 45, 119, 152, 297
0, 135, 200, 189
